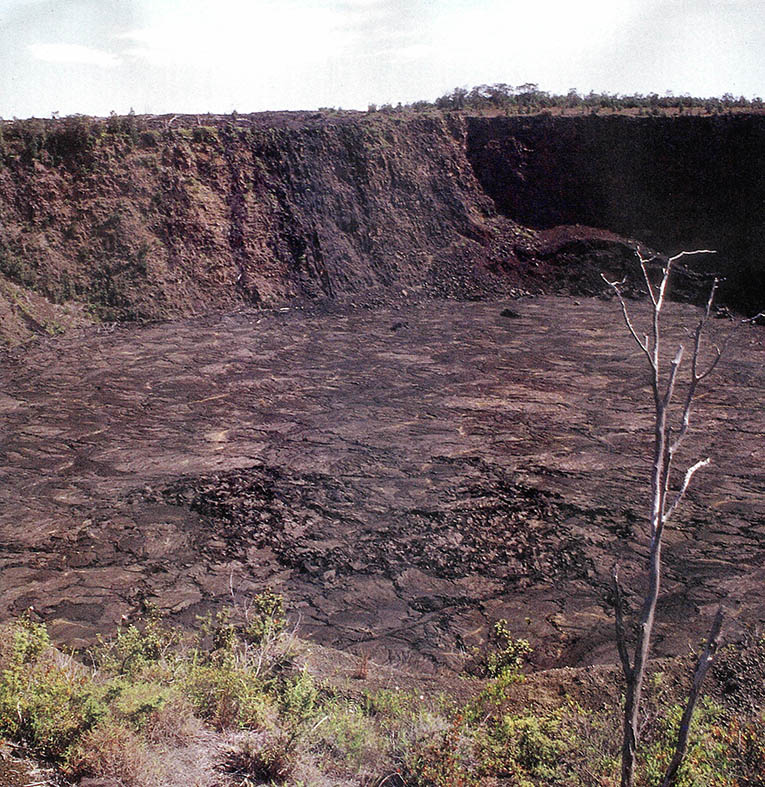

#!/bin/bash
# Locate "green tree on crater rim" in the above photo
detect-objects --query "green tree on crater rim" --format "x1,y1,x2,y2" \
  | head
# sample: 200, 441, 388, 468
602, 248, 725, 787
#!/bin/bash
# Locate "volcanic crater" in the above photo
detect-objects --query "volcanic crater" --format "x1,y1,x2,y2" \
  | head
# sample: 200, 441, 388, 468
1, 295, 763, 672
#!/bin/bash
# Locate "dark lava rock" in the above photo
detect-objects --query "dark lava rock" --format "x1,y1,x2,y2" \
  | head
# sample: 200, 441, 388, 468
1, 297, 763, 673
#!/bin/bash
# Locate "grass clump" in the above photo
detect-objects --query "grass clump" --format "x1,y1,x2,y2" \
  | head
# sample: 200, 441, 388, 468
0, 604, 760, 786
66, 721, 152, 784
0, 614, 107, 760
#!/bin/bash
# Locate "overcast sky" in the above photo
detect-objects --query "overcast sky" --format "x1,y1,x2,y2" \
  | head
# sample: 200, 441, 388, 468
1, 0, 763, 118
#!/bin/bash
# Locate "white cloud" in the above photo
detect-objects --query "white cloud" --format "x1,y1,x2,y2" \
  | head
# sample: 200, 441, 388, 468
432, 0, 635, 57
28, 42, 120, 67
117, 1, 350, 70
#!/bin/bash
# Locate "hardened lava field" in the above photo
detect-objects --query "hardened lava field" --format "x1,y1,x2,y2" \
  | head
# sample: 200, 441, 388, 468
1, 296, 763, 672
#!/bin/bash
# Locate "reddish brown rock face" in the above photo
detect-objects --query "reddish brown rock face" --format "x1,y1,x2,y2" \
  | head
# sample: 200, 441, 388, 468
0, 113, 538, 343
6, 110, 764, 347
1, 297, 763, 672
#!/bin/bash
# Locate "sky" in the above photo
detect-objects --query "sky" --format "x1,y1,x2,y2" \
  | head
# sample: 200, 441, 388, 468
0, 0, 763, 118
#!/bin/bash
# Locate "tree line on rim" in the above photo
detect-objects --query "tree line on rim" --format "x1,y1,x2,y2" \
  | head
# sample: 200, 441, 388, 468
370, 83, 764, 114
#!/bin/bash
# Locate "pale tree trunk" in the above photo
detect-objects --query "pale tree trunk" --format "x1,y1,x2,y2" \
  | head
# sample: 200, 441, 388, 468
602, 249, 724, 787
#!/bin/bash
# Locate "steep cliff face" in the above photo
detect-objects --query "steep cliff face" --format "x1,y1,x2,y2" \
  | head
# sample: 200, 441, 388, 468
466, 114, 765, 312
2, 110, 761, 345
0, 113, 540, 343
219, 114, 523, 303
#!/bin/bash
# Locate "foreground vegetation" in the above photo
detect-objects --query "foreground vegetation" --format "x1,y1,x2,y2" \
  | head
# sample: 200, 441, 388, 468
0, 597, 761, 786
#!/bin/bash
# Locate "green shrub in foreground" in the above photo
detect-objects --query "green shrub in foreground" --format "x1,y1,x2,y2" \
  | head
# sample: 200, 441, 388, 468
0, 605, 760, 786
0, 615, 107, 759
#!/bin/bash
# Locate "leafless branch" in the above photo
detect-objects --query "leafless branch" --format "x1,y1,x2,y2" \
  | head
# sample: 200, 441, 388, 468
696, 345, 722, 382
667, 249, 717, 264
660, 608, 724, 787
600, 273, 654, 365
664, 458, 710, 522
670, 279, 720, 455
662, 345, 684, 409
637, 254, 657, 306
654, 263, 671, 313
612, 566, 632, 680
742, 311, 765, 324
605, 247, 724, 787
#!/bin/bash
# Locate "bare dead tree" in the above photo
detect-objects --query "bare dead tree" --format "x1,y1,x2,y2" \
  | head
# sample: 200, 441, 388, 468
601, 248, 725, 787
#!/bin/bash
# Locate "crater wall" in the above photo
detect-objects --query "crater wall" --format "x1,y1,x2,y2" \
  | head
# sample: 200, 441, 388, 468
1, 111, 763, 343
467, 113, 765, 312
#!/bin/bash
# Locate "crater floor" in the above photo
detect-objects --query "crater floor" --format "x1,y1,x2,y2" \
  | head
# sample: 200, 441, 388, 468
1, 297, 763, 672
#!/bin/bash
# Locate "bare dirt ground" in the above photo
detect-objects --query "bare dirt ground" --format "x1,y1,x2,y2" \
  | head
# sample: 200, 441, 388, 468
1, 296, 763, 673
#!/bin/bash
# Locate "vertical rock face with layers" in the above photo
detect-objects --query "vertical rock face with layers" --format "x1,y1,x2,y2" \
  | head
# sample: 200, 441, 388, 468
0, 113, 528, 340
216, 114, 523, 304
2, 110, 763, 344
